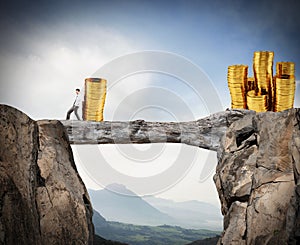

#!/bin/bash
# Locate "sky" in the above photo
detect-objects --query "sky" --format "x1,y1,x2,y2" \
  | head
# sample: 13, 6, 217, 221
0, 0, 300, 207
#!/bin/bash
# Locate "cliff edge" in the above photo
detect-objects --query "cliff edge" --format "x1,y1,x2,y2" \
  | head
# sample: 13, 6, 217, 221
214, 109, 300, 244
0, 105, 94, 244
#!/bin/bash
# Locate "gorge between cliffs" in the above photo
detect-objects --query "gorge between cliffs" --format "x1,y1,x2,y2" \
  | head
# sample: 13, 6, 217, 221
0, 104, 299, 245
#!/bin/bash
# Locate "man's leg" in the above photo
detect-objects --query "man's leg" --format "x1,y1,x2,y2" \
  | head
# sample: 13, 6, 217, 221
66, 106, 74, 120
74, 106, 81, 120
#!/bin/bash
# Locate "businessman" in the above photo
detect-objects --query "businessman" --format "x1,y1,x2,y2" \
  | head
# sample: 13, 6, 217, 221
66, 88, 81, 120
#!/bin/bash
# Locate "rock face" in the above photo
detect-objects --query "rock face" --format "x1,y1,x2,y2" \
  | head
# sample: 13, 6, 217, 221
214, 109, 300, 244
0, 105, 94, 244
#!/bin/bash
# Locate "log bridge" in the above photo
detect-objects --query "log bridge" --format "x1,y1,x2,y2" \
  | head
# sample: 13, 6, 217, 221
61, 110, 253, 152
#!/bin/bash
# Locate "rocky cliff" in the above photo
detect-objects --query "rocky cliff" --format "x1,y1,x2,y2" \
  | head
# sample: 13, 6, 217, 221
1, 104, 300, 245
0, 105, 94, 244
214, 109, 300, 244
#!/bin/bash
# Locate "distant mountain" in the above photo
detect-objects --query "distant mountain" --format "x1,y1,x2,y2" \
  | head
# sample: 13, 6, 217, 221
144, 197, 223, 230
89, 184, 222, 230
93, 208, 108, 227
92, 210, 128, 244
93, 209, 219, 245
89, 184, 175, 226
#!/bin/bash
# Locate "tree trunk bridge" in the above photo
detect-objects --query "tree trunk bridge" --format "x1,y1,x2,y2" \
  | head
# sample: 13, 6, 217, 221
61, 110, 253, 152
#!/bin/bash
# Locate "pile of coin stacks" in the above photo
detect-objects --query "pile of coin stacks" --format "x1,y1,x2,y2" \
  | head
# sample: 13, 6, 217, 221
83, 78, 107, 121
274, 62, 296, 112
227, 51, 296, 112
227, 65, 248, 109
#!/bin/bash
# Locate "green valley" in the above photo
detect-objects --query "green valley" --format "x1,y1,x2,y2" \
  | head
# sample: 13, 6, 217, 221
94, 210, 220, 245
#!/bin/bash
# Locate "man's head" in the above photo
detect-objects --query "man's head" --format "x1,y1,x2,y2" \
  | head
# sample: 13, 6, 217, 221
76, 88, 80, 94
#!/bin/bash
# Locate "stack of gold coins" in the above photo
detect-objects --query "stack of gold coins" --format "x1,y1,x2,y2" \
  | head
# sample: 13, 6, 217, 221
227, 65, 248, 109
83, 78, 107, 121
253, 51, 274, 110
274, 62, 296, 112
253, 51, 274, 91
247, 90, 268, 112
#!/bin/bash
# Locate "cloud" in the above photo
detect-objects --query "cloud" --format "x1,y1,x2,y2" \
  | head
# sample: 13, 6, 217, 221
103, 73, 209, 122
0, 22, 137, 119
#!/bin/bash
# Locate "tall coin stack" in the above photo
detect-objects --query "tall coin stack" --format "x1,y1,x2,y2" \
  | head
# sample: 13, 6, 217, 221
253, 51, 274, 110
274, 62, 295, 112
83, 78, 107, 121
227, 65, 248, 109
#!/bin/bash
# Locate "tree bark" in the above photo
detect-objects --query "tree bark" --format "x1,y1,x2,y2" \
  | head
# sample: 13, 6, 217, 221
60, 110, 254, 152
